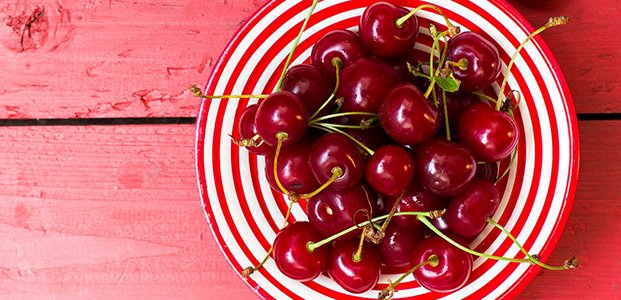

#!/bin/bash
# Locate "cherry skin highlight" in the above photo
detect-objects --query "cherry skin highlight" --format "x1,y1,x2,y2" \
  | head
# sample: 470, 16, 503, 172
281, 64, 335, 117
272, 222, 328, 282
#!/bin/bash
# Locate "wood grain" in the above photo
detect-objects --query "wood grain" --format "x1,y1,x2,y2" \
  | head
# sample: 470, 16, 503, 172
0, 124, 254, 299
0, 0, 262, 119
0, 121, 617, 299
506, 0, 621, 114
0, 0, 619, 119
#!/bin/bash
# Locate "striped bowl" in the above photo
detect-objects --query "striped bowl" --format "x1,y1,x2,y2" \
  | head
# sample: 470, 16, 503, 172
196, 0, 580, 299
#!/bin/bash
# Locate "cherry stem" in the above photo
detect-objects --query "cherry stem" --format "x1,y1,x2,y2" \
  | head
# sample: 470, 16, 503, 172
352, 226, 367, 262
312, 122, 377, 130
379, 192, 405, 232
190, 85, 268, 99
417, 215, 532, 264
495, 16, 569, 110
442, 89, 451, 141
302, 167, 343, 199
487, 218, 577, 270
423, 29, 450, 99
230, 133, 262, 148
494, 145, 518, 184
310, 57, 342, 120
273, 132, 290, 195
378, 255, 439, 300
445, 58, 468, 71
396, 4, 455, 30
310, 111, 378, 123
242, 246, 274, 278
306, 210, 444, 252
310, 123, 375, 156
275, 0, 320, 92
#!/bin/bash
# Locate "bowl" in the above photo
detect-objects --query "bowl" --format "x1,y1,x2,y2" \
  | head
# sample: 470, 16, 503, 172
195, 0, 580, 298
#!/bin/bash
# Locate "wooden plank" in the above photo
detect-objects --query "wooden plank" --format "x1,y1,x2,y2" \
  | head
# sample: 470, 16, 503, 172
519, 121, 621, 299
506, 0, 621, 114
0, 0, 262, 119
0, 0, 618, 120
0, 124, 254, 299
0, 122, 617, 298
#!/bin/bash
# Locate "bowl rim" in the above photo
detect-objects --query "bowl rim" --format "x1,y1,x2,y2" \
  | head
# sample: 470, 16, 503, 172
194, 0, 581, 298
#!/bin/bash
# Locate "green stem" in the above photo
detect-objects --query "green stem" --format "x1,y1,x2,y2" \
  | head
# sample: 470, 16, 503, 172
417, 215, 532, 263
307, 211, 440, 252
423, 30, 450, 99
487, 218, 571, 270
494, 145, 518, 184
473, 90, 499, 104
190, 85, 268, 99
310, 57, 342, 121
273, 133, 290, 195
495, 16, 569, 110
275, 0, 320, 92
301, 167, 343, 199
311, 123, 375, 156
310, 111, 378, 123
311, 122, 377, 130
442, 89, 451, 141
396, 4, 455, 29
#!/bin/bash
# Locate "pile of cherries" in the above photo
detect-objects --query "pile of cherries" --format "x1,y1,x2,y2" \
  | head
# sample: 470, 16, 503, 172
199, 1, 575, 298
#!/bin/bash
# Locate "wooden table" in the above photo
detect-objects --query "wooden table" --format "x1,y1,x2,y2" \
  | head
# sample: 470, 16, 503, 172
1, 0, 619, 298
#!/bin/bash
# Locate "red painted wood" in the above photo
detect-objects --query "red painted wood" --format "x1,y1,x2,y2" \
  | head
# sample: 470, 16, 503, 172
505, 0, 621, 114
0, 0, 619, 119
0, 122, 617, 299
0, 0, 263, 119
0, 124, 252, 299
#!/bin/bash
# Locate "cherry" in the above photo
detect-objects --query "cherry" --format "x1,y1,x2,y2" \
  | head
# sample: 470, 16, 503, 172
445, 177, 500, 239
337, 57, 401, 123
446, 32, 501, 91
378, 222, 424, 268
458, 102, 519, 162
383, 181, 446, 229
415, 138, 476, 196
411, 235, 473, 293
272, 221, 328, 282
237, 104, 273, 156
281, 64, 334, 116
309, 133, 365, 189
327, 239, 381, 293
379, 83, 441, 146
311, 29, 367, 77
365, 145, 415, 197
359, 2, 418, 58
306, 184, 372, 240
255, 91, 309, 146
264, 139, 320, 195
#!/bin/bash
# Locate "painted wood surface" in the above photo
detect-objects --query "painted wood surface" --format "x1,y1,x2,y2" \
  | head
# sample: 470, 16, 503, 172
0, 122, 618, 299
0, 0, 619, 119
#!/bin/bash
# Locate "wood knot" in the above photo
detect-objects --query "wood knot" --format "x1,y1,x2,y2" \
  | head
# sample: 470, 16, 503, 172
5, 6, 49, 52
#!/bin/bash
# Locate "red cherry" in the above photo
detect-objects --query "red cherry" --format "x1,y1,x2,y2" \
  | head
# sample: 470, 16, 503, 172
359, 1, 418, 58
272, 222, 328, 282
327, 240, 381, 293
458, 102, 520, 162
411, 235, 473, 293
365, 145, 415, 197
255, 91, 309, 146
446, 32, 501, 91
445, 177, 501, 239
237, 104, 273, 156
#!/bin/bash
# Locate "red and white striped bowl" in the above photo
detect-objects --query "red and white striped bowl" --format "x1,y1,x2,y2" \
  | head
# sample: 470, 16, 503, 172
195, 0, 580, 298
